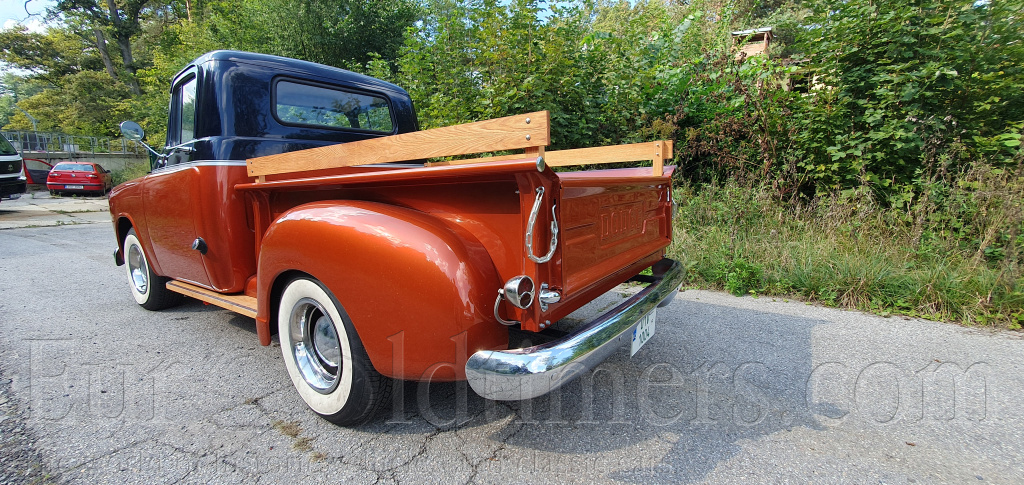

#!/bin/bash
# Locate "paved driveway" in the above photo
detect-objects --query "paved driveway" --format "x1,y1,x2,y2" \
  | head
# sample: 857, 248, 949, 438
0, 191, 110, 229
1, 222, 1022, 484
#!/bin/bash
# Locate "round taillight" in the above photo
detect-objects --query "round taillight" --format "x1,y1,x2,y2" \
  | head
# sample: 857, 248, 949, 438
502, 276, 535, 309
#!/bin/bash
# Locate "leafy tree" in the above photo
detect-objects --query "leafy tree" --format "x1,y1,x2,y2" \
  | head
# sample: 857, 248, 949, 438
0, 0, 181, 133
51, 0, 163, 94
201, 0, 420, 68
0, 22, 138, 133
395, 0, 690, 148
0, 73, 45, 128
0, 25, 97, 87
7, 70, 133, 135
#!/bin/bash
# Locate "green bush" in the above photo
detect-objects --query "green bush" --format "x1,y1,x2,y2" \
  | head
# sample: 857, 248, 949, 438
720, 259, 764, 296
793, 0, 1022, 192
111, 161, 150, 186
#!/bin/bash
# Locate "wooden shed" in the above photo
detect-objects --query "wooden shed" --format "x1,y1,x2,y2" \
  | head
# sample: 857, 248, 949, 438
732, 27, 773, 60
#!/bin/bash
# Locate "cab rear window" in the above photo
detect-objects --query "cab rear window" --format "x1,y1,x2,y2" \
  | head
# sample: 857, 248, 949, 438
274, 80, 394, 133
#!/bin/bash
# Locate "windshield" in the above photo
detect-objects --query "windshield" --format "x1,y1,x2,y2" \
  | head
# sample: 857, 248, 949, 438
0, 135, 17, 156
52, 163, 94, 172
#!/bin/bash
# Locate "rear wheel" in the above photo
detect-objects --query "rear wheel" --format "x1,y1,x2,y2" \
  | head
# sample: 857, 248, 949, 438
278, 277, 392, 425
123, 228, 183, 310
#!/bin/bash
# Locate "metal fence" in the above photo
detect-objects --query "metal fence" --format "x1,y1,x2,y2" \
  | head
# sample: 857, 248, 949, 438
1, 130, 145, 155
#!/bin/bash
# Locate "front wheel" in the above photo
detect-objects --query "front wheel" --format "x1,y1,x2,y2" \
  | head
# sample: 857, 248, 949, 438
278, 277, 392, 425
123, 228, 183, 310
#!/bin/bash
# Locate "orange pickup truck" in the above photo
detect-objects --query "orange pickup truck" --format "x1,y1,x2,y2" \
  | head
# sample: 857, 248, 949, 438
110, 51, 683, 425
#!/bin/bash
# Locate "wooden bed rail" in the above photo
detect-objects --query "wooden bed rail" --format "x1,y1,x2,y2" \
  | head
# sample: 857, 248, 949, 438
425, 140, 673, 176
246, 110, 673, 180
248, 111, 549, 179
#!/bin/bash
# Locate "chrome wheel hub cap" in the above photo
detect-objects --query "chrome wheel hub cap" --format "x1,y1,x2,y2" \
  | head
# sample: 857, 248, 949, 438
127, 244, 148, 294
289, 298, 342, 393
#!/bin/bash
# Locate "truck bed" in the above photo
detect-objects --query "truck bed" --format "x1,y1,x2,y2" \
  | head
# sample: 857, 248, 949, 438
238, 111, 675, 334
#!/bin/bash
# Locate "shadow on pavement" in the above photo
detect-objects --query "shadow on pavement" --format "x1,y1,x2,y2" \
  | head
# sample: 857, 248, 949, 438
369, 297, 827, 483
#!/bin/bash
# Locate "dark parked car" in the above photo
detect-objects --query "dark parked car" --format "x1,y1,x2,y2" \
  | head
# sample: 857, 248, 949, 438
46, 162, 113, 195
0, 133, 26, 201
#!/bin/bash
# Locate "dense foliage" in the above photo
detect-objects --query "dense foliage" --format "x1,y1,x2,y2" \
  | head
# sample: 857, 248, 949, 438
791, 0, 1024, 192
5, 0, 1019, 185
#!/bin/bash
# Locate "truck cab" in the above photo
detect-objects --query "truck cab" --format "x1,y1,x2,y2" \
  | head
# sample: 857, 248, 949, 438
112, 51, 419, 294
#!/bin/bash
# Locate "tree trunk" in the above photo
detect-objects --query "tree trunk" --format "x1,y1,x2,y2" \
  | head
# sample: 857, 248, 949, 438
114, 35, 142, 94
93, 29, 118, 80
105, 0, 142, 95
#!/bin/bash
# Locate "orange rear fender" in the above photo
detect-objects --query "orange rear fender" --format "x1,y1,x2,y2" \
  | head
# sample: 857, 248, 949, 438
256, 200, 509, 381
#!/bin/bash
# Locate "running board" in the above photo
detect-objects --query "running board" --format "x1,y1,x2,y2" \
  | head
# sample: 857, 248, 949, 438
166, 280, 258, 318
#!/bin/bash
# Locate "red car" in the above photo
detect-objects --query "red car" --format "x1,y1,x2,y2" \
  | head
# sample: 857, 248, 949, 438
46, 162, 114, 195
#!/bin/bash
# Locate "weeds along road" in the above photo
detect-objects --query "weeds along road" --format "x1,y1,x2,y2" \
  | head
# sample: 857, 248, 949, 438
1, 222, 1023, 484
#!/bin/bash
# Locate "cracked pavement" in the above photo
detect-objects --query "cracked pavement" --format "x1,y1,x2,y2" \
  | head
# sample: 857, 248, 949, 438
1, 223, 1024, 483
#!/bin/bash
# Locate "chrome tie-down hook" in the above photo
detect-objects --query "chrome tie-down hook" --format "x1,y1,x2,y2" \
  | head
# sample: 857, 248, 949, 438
525, 186, 559, 264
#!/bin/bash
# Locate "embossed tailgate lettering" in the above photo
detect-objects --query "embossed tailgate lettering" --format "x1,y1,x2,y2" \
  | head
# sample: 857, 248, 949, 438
600, 202, 644, 242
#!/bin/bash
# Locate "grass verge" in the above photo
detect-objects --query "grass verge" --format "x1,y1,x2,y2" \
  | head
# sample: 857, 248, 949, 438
667, 166, 1024, 330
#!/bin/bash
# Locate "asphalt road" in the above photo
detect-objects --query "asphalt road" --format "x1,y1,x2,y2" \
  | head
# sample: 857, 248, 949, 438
1, 220, 1023, 484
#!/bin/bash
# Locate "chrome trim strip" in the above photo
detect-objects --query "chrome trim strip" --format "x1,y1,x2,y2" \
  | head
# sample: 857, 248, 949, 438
173, 276, 210, 289
190, 161, 248, 167
466, 258, 684, 401
149, 160, 249, 175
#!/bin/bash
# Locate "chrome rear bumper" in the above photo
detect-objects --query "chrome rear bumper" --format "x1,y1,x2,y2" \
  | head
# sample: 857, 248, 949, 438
465, 258, 684, 401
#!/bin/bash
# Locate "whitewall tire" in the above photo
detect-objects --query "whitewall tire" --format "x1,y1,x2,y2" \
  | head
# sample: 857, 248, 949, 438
278, 277, 391, 425
123, 228, 182, 310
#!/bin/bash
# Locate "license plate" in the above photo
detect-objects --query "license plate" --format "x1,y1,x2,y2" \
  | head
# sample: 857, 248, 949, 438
630, 309, 656, 356
64, 185, 84, 189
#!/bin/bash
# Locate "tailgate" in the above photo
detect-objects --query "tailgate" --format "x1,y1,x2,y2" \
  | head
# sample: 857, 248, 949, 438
557, 167, 674, 294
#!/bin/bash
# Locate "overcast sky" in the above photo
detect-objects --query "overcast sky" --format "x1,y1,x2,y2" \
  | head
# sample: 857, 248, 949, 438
1, 0, 53, 32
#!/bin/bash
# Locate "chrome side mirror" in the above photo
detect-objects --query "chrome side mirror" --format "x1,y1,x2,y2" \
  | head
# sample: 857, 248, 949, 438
119, 120, 145, 141
119, 120, 160, 158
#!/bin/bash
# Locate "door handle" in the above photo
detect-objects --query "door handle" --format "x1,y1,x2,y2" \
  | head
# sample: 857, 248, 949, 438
191, 237, 208, 255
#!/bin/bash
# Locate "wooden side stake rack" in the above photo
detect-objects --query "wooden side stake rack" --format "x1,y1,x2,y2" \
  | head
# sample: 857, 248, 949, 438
247, 110, 672, 179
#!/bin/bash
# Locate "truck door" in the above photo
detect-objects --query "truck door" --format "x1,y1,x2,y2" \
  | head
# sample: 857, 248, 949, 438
142, 71, 212, 287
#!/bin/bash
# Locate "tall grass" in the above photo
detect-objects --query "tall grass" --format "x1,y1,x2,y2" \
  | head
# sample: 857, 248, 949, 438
668, 164, 1024, 329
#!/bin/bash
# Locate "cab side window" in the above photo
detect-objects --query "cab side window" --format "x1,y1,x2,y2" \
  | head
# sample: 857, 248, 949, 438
180, 78, 197, 143
169, 75, 198, 149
